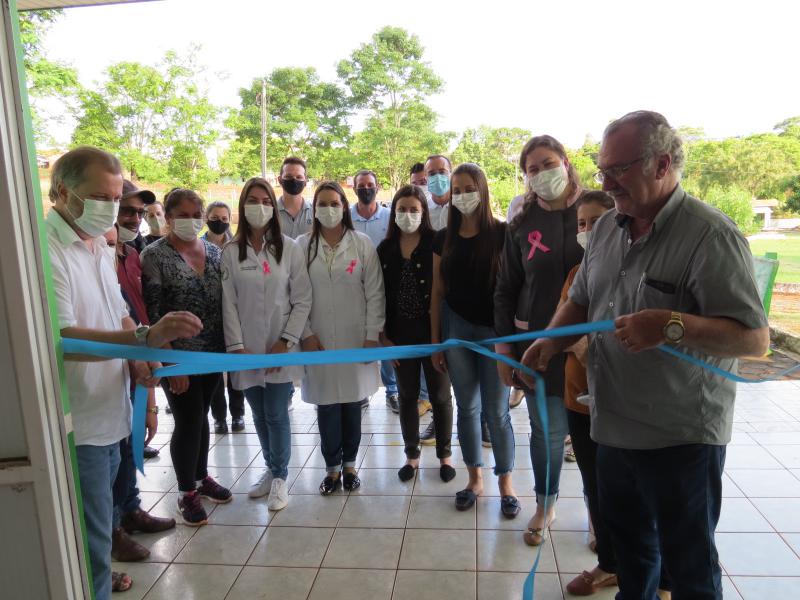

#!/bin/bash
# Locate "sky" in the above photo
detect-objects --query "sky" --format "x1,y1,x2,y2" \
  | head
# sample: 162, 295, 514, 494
38, 0, 800, 149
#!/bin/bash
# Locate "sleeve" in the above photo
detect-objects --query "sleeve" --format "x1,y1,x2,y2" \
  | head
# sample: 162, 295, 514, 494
49, 247, 77, 329
139, 248, 163, 325
361, 238, 386, 341
561, 266, 579, 303
686, 227, 769, 329
220, 246, 245, 352
493, 224, 525, 350
103, 249, 129, 320
284, 241, 313, 343
567, 258, 590, 307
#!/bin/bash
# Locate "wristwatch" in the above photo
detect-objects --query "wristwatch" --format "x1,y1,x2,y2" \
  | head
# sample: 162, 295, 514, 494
134, 325, 151, 346
280, 336, 295, 350
147, 406, 159, 415
663, 312, 685, 344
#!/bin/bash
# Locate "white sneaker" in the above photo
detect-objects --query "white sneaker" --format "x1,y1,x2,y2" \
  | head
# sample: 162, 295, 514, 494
267, 478, 289, 511
248, 469, 273, 499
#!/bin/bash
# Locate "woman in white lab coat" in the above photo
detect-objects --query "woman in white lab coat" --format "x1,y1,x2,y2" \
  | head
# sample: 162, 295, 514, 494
221, 177, 312, 511
298, 181, 385, 495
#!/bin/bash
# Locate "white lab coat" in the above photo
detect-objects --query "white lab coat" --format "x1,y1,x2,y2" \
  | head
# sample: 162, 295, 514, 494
297, 229, 385, 405
221, 235, 312, 388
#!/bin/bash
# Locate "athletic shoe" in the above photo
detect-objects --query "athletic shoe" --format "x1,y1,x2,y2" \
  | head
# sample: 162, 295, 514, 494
386, 393, 400, 413
197, 476, 232, 504
248, 469, 273, 499
420, 421, 436, 446
481, 420, 492, 448
417, 399, 432, 416
177, 491, 208, 527
267, 478, 289, 511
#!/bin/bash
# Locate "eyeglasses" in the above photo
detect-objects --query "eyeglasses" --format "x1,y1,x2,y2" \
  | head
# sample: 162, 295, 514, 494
593, 157, 644, 184
118, 206, 147, 219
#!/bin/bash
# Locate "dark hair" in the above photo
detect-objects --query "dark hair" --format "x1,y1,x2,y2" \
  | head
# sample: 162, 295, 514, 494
307, 181, 354, 267
385, 185, 432, 242
232, 177, 284, 264
425, 154, 452, 170
353, 169, 378, 188
49, 146, 121, 203
164, 188, 204, 216
280, 156, 307, 177
512, 134, 581, 230
409, 162, 425, 176
440, 163, 503, 293
205, 200, 231, 219
575, 190, 614, 211
164, 187, 181, 203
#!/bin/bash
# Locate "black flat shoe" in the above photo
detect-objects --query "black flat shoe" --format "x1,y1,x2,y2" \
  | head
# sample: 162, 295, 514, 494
231, 417, 245, 432
143, 446, 159, 459
319, 473, 342, 495
501, 495, 521, 518
343, 471, 361, 491
398, 464, 417, 482
455, 488, 478, 511
439, 464, 456, 482
214, 420, 228, 434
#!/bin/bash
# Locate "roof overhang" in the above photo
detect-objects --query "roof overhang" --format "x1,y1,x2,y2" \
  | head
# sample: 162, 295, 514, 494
17, 1, 156, 11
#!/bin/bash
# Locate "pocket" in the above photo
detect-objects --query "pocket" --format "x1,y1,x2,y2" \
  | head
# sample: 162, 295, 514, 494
637, 281, 679, 312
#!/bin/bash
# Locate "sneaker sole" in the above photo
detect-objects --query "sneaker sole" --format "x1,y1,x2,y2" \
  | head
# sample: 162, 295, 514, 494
180, 515, 208, 527
248, 488, 270, 499
267, 499, 289, 511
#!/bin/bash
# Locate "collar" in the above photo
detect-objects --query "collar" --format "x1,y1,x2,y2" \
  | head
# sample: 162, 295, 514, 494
46, 208, 85, 247
615, 184, 684, 233
278, 195, 310, 213
535, 184, 583, 211
351, 204, 387, 222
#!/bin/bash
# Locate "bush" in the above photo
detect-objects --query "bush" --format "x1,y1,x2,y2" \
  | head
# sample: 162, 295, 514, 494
704, 185, 757, 234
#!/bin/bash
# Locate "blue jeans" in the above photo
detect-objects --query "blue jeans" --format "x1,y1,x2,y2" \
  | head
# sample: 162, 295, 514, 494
112, 435, 140, 528
317, 402, 362, 472
441, 302, 514, 475
524, 392, 568, 505
76, 442, 121, 600
419, 370, 429, 401
597, 443, 724, 600
380, 360, 398, 397
244, 383, 293, 480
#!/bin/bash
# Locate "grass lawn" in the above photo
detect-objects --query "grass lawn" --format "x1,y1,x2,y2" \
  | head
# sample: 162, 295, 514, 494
748, 232, 800, 284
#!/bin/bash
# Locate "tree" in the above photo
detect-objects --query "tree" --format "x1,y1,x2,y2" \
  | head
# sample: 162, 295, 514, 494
705, 185, 756, 234
775, 117, 800, 138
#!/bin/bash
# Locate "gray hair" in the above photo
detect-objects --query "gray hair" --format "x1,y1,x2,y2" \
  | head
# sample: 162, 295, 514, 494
205, 200, 231, 218
604, 110, 684, 177
49, 146, 121, 202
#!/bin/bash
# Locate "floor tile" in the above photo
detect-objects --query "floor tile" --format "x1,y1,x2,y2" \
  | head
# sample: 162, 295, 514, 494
725, 445, 785, 469
229, 466, 299, 494
248, 526, 333, 567
289, 468, 345, 496
208, 494, 274, 526
548, 497, 589, 531
722, 575, 744, 599
477, 495, 539, 531
479, 571, 563, 600
399, 528, 476, 571
349, 468, 416, 496
204, 466, 245, 489
412, 467, 468, 496
782, 532, 800, 554
175, 524, 264, 565
407, 495, 476, 529
392, 570, 476, 600
731, 576, 800, 599
751, 498, 800, 532
477, 529, 557, 573
551, 530, 602, 574
717, 498, 774, 532
553, 468, 583, 498
360, 444, 407, 468
763, 445, 800, 469
138, 526, 197, 564
206, 444, 260, 468
322, 527, 404, 569
727, 469, 800, 497
338, 495, 411, 528
717, 532, 800, 575
138, 491, 166, 513
110, 561, 167, 600
269, 493, 346, 527
142, 563, 240, 600
750, 432, 800, 445
137, 466, 178, 493
307, 568, 395, 600
226, 566, 317, 600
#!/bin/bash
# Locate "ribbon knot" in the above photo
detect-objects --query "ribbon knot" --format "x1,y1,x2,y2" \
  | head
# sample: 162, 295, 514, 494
527, 230, 550, 260
346, 259, 357, 274
262, 261, 271, 275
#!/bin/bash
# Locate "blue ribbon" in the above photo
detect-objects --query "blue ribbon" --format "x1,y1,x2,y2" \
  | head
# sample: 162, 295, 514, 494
61, 320, 799, 600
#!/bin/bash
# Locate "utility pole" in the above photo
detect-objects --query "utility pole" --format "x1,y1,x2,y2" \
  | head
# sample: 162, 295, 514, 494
258, 78, 268, 178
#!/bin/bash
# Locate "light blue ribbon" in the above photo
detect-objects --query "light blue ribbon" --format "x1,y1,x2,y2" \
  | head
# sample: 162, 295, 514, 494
60, 320, 800, 600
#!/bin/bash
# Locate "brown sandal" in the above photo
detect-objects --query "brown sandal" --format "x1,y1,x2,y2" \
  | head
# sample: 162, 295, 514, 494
565, 570, 617, 596
112, 571, 132, 593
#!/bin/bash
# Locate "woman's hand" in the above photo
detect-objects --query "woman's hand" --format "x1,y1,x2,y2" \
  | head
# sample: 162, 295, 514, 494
168, 375, 189, 395
267, 339, 289, 374
380, 335, 400, 368
497, 359, 515, 387
301, 335, 325, 352
432, 350, 447, 374
133, 360, 161, 388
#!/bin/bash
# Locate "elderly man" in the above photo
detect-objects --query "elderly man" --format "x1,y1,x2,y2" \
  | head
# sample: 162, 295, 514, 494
521, 111, 768, 600
116, 179, 156, 254
47, 146, 202, 598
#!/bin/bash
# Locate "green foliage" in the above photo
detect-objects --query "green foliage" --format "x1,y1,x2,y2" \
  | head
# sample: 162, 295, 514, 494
704, 185, 756, 234
784, 175, 800, 214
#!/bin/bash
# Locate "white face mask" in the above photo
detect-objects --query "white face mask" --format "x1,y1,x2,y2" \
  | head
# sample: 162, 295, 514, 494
117, 225, 138, 243
172, 218, 204, 242
531, 164, 569, 202
451, 191, 481, 215
316, 206, 343, 229
146, 214, 166, 235
576, 230, 589, 250
244, 204, 273, 229
69, 192, 119, 238
395, 211, 422, 233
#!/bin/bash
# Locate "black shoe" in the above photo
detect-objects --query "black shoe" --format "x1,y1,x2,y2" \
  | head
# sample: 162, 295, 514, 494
386, 394, 400, 414
398, 464, 417, 482
481, 421, 492, 448
231, 417, 245, 432
420, 421, 436, 446
439, 464, 456, 482
319, 472, 342, 495
214, 420, 228, 434
143, 445, 159, 459
343, 471, 361, 491
197, 476, 232, 504
501, 495, 521, 518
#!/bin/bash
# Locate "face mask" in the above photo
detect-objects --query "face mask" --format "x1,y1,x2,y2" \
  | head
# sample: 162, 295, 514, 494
576, 231, 589, 250
146, 214, 166, 235
531, 164, 568, 201
244, 204, 273, 229
356, 187, 377, 204
395, 211, 422, 233
451, 191, 481, 215
117, 225, 138, 243
280, 178, 306, 196
68, 192, 119, 237
207, 220, 230, 235
172, 218, 204, 242
316, 206, 343, 229
427, 173, 450, 197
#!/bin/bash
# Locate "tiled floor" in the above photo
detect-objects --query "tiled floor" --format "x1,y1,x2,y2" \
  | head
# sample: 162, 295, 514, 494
121, 379, 800, 599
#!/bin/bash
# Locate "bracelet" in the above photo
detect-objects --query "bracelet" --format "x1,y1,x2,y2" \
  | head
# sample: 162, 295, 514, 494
147, 406, 159, 415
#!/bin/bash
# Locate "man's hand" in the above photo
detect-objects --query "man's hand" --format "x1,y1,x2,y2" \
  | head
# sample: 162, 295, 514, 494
614, 309, 670, 353
132, 360, 161, 388
497, 357, 515, 387
145, 410, 158, 445
566, 337, 589, 367
149, 311, 203, 347
519, 338, 558, 387
267, 339, 289, 374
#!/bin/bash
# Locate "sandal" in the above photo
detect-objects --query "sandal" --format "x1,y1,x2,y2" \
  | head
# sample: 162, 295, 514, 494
111, 571, 132, 593
565, 570, 618, 596
501, 495, 521, 518
523, 514, 556, 546
319, 472, 342, 495
343, 471, 361, 491
454, 488, 478, 511
398, 464, 417, 482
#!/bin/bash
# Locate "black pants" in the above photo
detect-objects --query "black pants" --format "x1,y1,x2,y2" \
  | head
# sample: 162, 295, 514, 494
162, 373, 222, 492
210, 373, 244, 421
396, 355, 453, 459
317, 402, 362, 472
598, 443, 722, 599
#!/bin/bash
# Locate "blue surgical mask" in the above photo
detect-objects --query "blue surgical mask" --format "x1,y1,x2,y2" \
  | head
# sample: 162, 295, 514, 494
427, 173, 450, 197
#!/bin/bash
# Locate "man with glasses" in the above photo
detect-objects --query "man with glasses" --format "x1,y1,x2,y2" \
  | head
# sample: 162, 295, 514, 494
521, 111, 769, 600
116, 180, 156, 254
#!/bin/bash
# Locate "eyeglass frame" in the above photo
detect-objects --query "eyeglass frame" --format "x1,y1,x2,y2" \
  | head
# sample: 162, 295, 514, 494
593, 157, 645, 185
118, 206, 147, 219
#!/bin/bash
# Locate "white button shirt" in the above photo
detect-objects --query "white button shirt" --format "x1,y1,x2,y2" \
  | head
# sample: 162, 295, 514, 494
427, 197, 450, 231
46, 209, 131, 447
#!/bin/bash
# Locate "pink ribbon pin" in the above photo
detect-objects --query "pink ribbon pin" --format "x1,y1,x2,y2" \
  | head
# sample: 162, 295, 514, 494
346, 259, 357, 274
262, 261, 271, 275
527, 230, 550, 260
